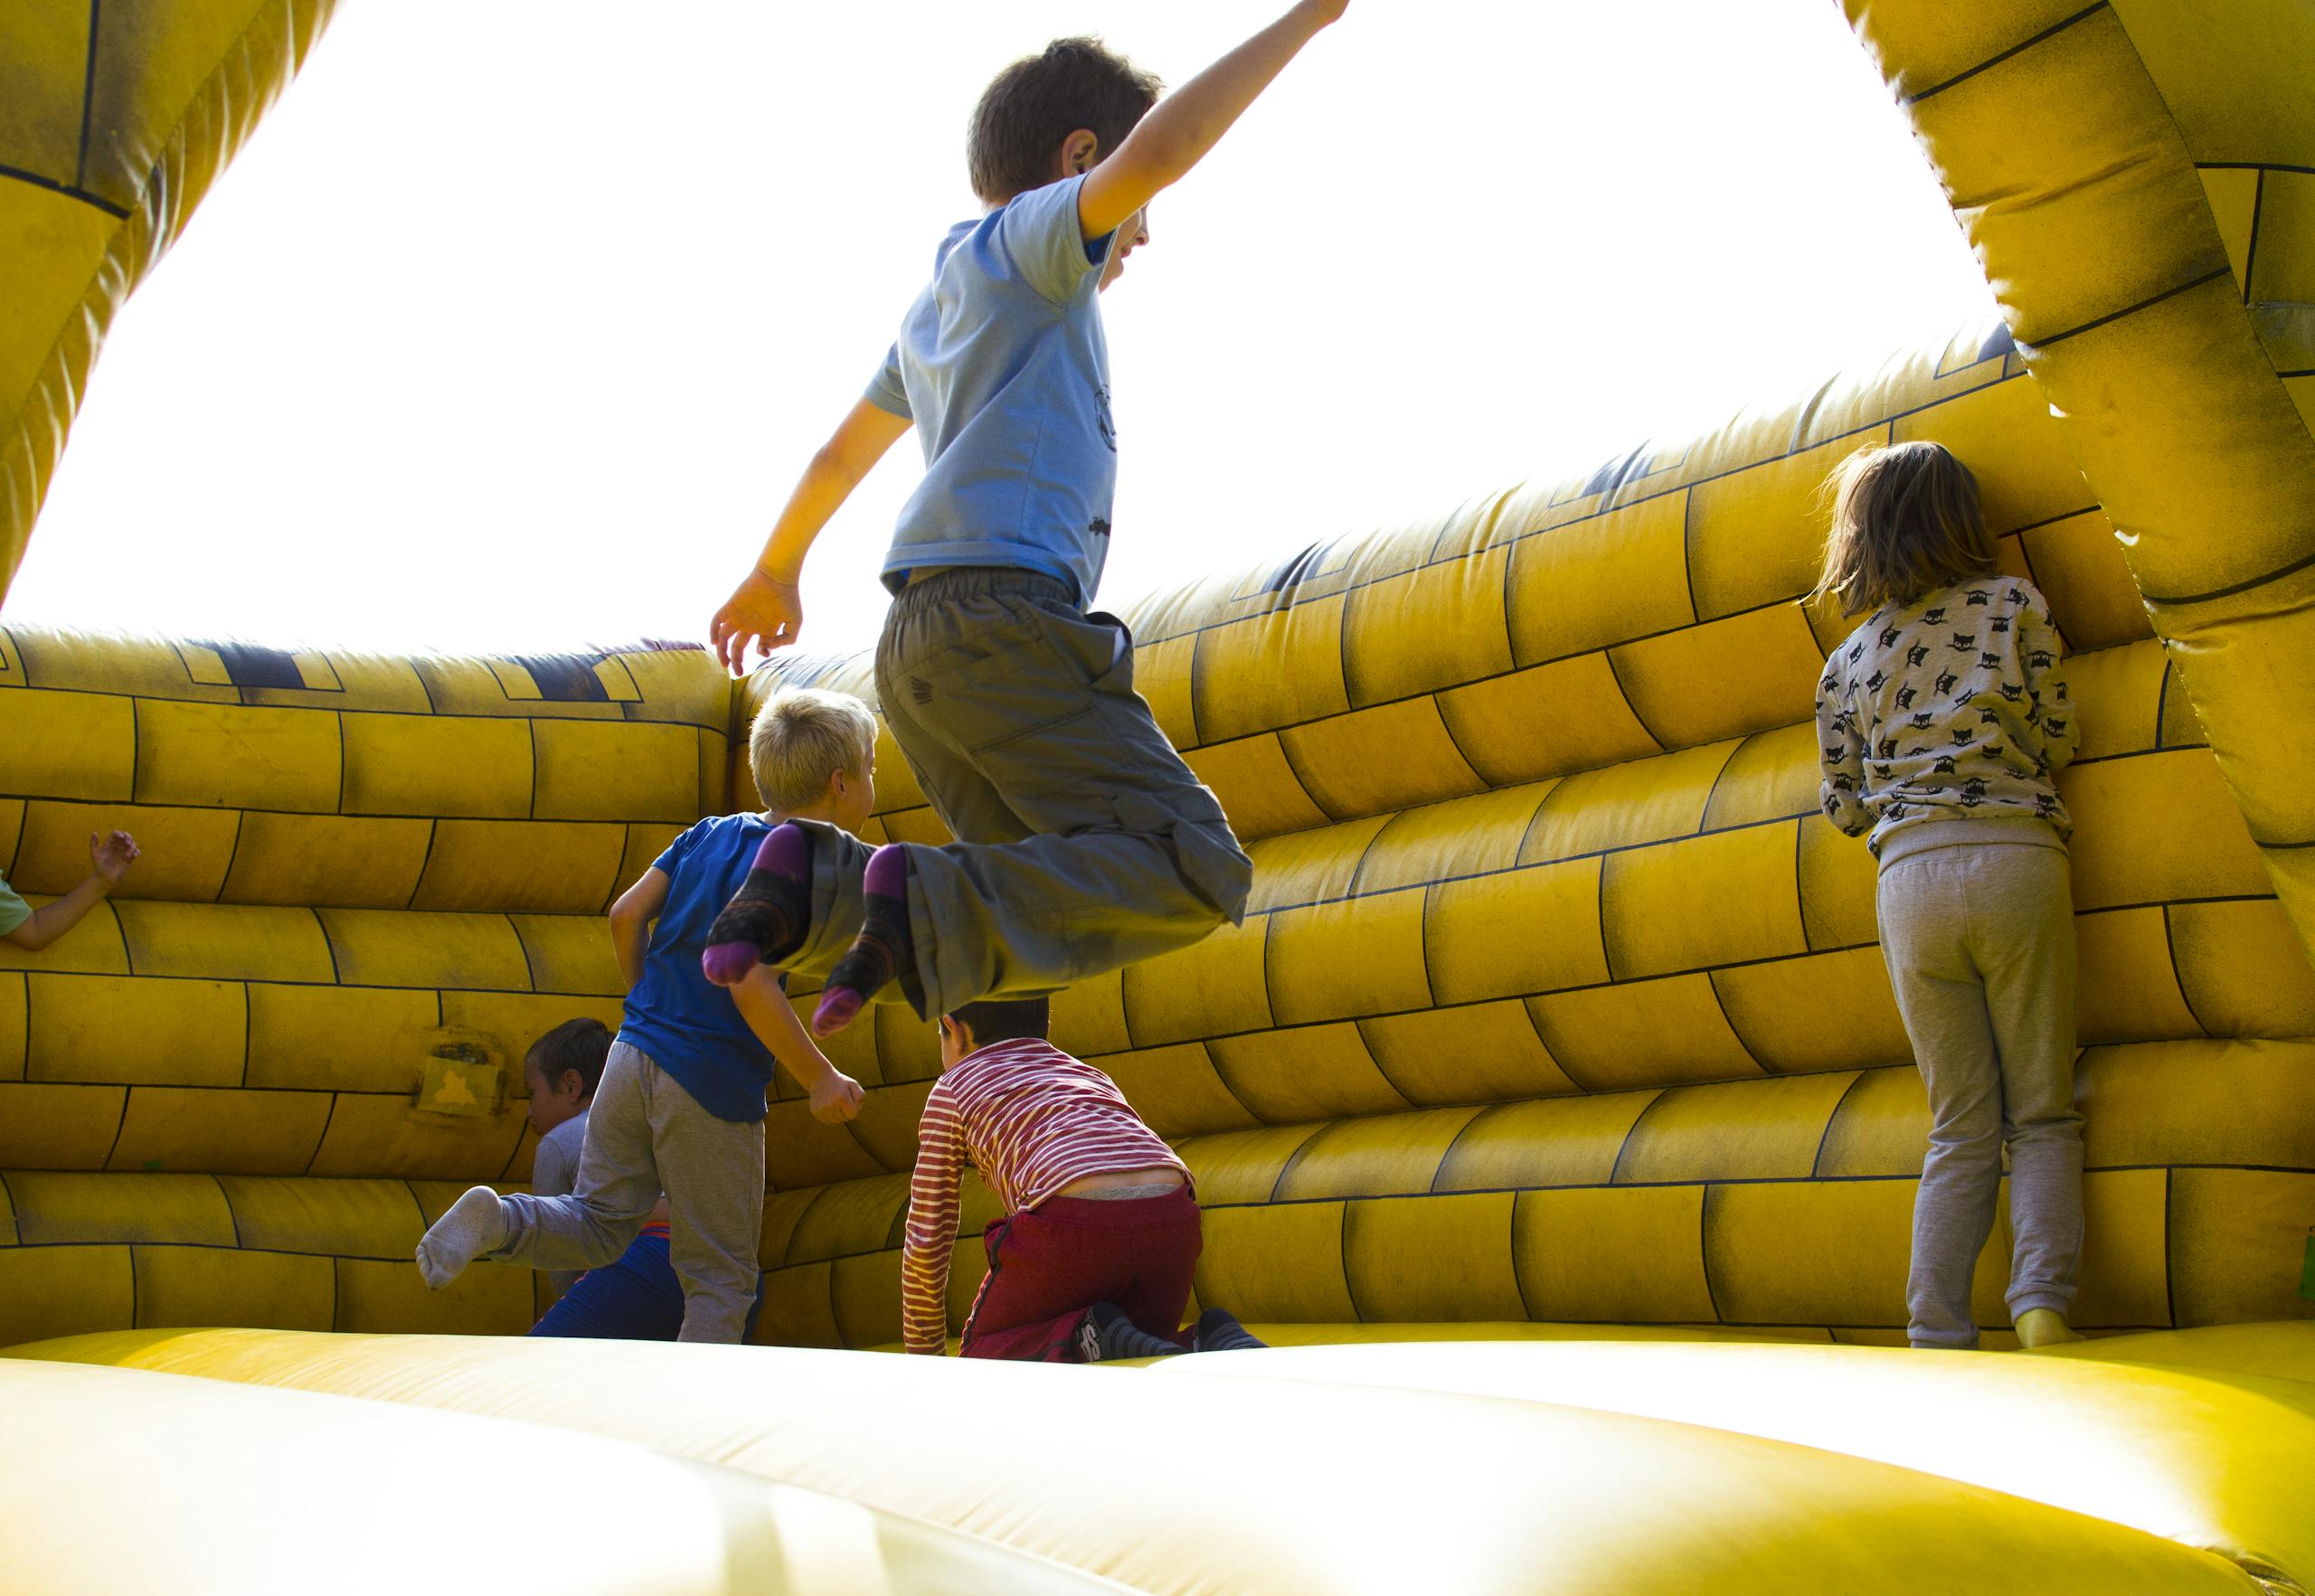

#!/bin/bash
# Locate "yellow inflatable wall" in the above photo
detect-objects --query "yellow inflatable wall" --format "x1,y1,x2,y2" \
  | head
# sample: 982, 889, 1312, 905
4, 1, 2315, 1591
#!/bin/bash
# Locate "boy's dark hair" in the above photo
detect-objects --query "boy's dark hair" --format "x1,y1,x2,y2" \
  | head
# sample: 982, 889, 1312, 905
527, 1016, 613, 1101
968, 37, 1162, 204
947, 997, 1052, 1049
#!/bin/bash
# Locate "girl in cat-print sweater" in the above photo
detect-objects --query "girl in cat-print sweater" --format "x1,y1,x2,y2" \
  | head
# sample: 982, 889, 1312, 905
1813, 439, 2083, 1352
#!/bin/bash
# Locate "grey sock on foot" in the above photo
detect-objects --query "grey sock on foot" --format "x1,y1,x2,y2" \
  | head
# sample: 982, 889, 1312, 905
1193, 1308, 1267, 1353
415, 1185, 508, 1289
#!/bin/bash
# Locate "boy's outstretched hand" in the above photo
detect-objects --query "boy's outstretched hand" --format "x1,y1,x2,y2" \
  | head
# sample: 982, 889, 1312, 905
90, 830, 139, 886
711, 571, 805, 673
1077, 0, 1349, 242
809, 1071, 866, 1125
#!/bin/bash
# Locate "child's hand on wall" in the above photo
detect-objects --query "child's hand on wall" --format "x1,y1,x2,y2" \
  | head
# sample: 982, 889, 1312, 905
89, 830, 138, 886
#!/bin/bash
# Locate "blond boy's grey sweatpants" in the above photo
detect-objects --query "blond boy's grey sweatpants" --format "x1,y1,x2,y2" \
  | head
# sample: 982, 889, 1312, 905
490, 1039, 764, 1344
1876, 835, 2083, 1349
785, 567, 1253, 1015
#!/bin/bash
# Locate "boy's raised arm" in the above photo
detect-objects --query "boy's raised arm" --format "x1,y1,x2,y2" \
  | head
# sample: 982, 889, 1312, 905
712, 397, 914, 672
1077, 0, 1346, 242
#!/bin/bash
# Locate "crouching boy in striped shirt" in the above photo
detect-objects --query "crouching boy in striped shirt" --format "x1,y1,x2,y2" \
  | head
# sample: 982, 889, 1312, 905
902, 997, 1265, 1361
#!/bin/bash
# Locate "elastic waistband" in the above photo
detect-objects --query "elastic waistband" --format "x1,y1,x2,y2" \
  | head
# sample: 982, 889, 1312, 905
1072, 1181, 1185, 1202
890, 565, 1074, 617
1030, 1185, 1199, 1223
1878, 816, 2066, 871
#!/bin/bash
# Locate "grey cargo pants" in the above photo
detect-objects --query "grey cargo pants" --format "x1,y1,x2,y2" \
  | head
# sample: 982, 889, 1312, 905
783, 567, 1252, 1016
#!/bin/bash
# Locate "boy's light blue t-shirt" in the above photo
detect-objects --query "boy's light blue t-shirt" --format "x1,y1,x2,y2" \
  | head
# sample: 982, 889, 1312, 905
0, 873, 27, 938
618, 813, 784, 1123
867, 173, 1119, 605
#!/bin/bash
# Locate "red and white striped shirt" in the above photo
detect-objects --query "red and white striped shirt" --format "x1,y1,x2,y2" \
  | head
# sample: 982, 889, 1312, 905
902, 1036, 1188, 1355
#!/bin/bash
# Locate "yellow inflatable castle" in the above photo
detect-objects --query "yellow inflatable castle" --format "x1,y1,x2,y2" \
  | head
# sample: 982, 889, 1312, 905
3, 1, 2313, 1591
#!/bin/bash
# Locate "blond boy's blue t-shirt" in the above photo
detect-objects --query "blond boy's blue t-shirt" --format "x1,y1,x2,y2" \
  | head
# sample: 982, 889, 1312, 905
618, 814, 783, 1123
0, 872, 28, 939
866, 173, 1120, 605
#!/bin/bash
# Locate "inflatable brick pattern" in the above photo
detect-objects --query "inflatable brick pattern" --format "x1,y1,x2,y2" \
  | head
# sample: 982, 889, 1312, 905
0, 627, 732, 914
0, 634, 733, 1333
746, 1039, 2315, 1350
10, 316, 2314, 1346
0, 0, 2310, 1384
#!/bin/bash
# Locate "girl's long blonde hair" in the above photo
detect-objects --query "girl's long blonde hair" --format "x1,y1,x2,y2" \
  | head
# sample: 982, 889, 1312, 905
1809, 440, 1998, 616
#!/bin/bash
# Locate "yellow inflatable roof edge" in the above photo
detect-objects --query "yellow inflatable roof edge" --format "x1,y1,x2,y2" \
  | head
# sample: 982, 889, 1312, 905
1, 0, 340, 598
1844, 1, 2315, 959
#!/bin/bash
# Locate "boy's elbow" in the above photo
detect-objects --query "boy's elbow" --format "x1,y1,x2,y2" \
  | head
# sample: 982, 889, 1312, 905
813, 437, 874, 490
1091, 137, 1186, 223
1125, 138, 1192, 202
808, 442, 850, 485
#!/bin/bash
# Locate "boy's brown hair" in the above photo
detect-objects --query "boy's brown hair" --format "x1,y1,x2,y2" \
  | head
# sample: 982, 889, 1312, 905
1810, 441, 1999, 617
968, 37, 1163, 204
527, 1016, 613, 1101
749, 687, 878, 815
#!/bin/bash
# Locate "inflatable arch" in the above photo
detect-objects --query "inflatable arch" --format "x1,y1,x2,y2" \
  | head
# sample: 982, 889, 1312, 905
4, 2, 2315, 1591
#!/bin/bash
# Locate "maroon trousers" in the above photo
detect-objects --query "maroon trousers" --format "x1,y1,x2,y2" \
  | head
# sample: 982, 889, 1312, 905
959, 1186, 1203, 1362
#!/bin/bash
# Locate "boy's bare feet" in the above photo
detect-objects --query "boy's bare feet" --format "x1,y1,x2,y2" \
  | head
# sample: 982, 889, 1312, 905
704, 823, 814, 986
2013, 1307, 2084, 1348
415, 1185, 508, 1289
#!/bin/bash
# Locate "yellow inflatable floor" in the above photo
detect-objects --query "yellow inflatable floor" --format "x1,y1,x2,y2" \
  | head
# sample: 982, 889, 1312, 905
4, 0, 2315, 1591
8, 1324, 2314, 1594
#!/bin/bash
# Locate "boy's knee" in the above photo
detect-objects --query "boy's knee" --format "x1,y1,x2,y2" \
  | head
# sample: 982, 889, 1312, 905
1173, 818, 1252, 923
1217, 845, 1253, 904
574, 1201, 649, 1251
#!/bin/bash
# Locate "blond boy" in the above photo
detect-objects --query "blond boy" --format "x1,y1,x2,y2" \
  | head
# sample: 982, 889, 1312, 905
417, 689, 875, 1342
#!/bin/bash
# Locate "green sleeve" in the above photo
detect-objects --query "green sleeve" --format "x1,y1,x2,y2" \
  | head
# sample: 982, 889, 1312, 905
0, 874, 28, 938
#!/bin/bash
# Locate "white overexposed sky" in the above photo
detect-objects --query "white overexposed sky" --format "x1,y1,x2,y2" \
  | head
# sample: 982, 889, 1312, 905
10, 1, 1997, 656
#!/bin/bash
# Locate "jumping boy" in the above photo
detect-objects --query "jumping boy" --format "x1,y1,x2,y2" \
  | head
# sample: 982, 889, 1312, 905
415, 689, 874, 1342
700, 5, 1349, 1034
902, 996, 1263, 1360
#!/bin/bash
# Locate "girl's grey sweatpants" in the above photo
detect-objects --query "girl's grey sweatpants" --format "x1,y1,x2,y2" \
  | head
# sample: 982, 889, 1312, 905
1876, 833, 2083, 1349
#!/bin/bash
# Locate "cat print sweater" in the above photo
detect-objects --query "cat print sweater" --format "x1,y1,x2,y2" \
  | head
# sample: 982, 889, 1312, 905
1815, 573, 2079, 865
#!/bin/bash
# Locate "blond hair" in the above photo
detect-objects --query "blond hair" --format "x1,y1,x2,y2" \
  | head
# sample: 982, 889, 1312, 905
1809, 441, 1998, 616
748, 688, 878, 814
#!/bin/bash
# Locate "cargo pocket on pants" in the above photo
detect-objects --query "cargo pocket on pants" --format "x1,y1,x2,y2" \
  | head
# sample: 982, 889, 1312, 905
918, 634, 1094, 754
1110, 789, 1254, 924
